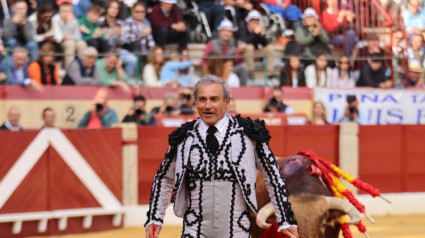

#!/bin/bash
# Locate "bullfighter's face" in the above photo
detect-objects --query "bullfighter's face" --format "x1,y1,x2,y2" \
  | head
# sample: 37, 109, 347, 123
195, 83, 230, 126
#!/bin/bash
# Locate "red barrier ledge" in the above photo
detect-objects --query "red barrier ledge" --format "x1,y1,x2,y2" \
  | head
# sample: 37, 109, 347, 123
0, 86, 312, 100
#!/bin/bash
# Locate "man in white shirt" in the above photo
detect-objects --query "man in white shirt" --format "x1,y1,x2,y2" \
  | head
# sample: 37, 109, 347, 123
145, 75, 298, 238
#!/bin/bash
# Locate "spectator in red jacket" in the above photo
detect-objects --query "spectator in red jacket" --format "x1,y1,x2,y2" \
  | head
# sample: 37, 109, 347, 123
320, 0, 357, 56
148, 0, 189, 51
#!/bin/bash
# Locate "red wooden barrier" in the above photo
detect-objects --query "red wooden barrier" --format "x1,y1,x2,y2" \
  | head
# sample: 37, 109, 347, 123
268, 125, 339, 165
359, 125, 425, 193
0, 129, 122, 237
138, 127, 175, 204
281, 125, 339, 165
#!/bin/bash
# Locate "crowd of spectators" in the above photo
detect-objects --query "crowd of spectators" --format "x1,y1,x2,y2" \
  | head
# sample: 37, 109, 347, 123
0, 0, 422, 90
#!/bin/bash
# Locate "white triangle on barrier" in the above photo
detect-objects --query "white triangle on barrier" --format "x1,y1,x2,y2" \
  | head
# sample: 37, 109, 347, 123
0, 128, 122, 210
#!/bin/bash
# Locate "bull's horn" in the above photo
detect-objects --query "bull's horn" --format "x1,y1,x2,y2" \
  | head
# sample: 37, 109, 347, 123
256, 202, 274, 229
325, 197, 361, 224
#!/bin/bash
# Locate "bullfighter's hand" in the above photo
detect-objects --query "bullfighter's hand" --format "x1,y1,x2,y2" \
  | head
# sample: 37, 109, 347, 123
281, 226, 299, 238
145, 224, 162, 238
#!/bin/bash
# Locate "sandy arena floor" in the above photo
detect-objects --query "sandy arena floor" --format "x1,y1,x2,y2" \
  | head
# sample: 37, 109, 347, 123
31, 215, 425, 238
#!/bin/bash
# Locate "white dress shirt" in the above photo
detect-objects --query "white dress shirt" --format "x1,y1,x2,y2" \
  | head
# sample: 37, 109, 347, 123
198, 113, 230, 144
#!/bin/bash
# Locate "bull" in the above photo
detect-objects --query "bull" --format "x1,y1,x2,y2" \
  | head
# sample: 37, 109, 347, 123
251, 154, 362, 238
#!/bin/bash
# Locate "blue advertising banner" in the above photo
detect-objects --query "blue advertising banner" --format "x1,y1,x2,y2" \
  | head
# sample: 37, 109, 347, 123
314, 88, 425, 124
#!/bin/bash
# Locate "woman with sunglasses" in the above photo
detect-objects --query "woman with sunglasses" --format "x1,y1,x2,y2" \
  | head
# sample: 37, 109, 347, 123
331, 55, 355, 88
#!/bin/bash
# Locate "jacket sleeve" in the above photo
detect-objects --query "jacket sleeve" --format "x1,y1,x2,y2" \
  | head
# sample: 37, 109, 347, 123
148, 6, 163, 30
318, 26, 330, 44
145, 146, 177, 226
101, 109, 118, 127
23, 21, 35, 42
78, 111, 91, 128
52, 15, 64, 42
3, 19, 17, 41
143, 64, 163, 87
71, 20, 82, 40
164, 61, 191, 71
304, 65, 316, 88
28, 62, 41, 84
254, 142, 297, 230
295, 26, 314, 46
171, 6, 183, 23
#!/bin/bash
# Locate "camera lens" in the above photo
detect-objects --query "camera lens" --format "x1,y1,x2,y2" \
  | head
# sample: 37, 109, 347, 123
135, 108, 144, 116
349, 106, 356, 114
165, 106, 174, 113
95, 103, 104, 112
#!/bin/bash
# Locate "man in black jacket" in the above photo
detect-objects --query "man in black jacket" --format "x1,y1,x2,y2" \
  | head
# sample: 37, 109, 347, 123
357, 52, 393, 88
122, 95, 156, 125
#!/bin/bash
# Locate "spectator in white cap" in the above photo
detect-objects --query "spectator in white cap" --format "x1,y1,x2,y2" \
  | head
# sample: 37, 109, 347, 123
195, 0, 225, 37
201, 19, 250, 85
238, 10, 276, 78
295, 7, 331, 62
148, 0, 189, 51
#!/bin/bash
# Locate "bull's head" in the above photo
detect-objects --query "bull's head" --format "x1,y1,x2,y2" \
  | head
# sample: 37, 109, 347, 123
257, 194, 361, 238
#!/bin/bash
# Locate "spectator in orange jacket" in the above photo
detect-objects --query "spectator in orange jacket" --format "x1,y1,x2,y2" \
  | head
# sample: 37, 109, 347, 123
28, 42, 60, 85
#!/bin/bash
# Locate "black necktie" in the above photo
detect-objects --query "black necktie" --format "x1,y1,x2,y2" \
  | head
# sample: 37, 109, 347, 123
206, 126, 219, 155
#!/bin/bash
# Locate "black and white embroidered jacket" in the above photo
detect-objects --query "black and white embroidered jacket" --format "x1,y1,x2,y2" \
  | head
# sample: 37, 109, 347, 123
145, 115, 297, 230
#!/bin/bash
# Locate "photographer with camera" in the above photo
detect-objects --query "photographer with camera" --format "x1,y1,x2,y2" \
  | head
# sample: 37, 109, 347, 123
122, 95, 156, 125
150, 92, 180, 116
78, 88, 118, 128
177, 88, 196, 115
295, 8, 331, 63
338, 95, 367, 124
263, 87, 294, 114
